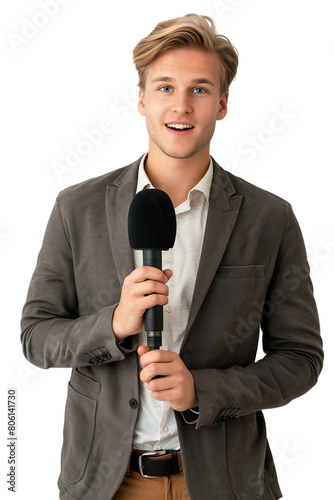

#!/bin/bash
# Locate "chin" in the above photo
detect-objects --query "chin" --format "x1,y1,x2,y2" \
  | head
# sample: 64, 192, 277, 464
163, 147, 201, 160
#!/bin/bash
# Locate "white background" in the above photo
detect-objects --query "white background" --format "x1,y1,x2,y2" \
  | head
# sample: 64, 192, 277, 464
1, 0, 333, 498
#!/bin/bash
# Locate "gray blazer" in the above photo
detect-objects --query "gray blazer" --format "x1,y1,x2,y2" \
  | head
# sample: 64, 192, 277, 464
21, 157, 323, 500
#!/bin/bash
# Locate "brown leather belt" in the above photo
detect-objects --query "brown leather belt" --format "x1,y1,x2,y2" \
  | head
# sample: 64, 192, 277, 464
130, 450, 182, 478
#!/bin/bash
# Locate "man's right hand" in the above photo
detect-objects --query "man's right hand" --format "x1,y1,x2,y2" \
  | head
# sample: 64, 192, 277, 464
112, 266, 173, 343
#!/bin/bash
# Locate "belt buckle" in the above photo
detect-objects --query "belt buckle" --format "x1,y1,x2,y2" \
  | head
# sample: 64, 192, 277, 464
138, 450, 168, 478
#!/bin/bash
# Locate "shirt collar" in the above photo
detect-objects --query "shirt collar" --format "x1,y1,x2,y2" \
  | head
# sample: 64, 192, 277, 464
135, 152, 213, 203
135, 153, 153, 193
190, 157, 213, 203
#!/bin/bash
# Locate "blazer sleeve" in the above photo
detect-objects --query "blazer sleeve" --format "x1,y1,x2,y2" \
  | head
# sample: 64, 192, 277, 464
189, 206, 324, 428
20, 197, 133, 369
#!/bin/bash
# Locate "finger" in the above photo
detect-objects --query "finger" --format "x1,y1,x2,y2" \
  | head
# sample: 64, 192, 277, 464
137, 292, 169, 314
137, 345, 150, 357
135, 279, 170, 298
140, 359, 179, 382
139, 349, 176, 369
126, 266, 170, 285
163, 269, 173, 281
147, 375, 175, 392
150, 388, 176, 402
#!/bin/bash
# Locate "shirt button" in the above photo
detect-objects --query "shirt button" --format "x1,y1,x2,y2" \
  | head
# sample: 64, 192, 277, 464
167, 255, 174, 263
166, 306, 172, 313
163, 426, 169, 434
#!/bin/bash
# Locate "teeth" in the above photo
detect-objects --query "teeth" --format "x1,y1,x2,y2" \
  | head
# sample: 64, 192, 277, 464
166, 124, 194, 130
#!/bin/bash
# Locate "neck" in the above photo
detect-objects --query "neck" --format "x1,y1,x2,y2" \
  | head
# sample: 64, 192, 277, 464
144, 145, 211, 207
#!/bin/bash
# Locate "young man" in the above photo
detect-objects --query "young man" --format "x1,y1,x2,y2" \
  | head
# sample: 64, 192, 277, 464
21, 14, 323, 500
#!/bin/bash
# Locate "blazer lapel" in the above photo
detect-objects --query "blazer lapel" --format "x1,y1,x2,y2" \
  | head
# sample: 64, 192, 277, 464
182, 160, 243, 345
105, 159, 141, 286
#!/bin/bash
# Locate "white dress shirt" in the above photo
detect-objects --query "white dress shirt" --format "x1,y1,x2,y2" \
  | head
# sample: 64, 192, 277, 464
132, 153, 213, 451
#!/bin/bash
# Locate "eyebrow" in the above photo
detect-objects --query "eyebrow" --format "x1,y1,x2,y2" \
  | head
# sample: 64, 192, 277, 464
150, 76, 217, 87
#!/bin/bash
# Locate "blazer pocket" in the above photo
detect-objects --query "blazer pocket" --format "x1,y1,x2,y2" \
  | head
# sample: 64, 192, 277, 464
70, 367, 101, 400
60, 383, 97, 484
219, 265, 266, 279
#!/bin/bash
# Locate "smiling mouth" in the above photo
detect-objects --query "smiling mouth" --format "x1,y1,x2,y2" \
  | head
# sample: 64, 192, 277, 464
166, 123, 194, 130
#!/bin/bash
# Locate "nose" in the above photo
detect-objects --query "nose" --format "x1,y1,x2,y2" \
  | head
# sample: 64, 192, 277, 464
171, 91, 192, 115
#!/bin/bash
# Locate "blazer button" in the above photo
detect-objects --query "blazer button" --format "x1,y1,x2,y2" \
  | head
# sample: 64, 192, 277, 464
129, 398, 139, 409
89, 357, 99, 365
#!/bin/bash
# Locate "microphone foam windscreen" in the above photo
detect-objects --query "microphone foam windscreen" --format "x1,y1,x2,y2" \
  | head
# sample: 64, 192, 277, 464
128, 189, 176, 250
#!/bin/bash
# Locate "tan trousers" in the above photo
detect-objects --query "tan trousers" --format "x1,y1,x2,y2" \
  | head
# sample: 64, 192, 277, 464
113, 452, 190, 500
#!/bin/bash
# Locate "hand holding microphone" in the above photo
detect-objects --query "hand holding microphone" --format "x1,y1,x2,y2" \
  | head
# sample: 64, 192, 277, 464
112, 189, 176, 348
128, 189, 176, 350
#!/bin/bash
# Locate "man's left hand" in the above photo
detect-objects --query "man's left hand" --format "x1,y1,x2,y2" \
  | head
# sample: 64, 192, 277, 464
138, 346, 198, 412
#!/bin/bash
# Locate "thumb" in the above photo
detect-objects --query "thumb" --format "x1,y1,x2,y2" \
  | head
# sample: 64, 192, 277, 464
137, 345, 150, 357
163, 268, 173, 281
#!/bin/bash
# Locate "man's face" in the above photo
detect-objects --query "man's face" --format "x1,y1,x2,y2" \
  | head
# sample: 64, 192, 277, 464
138, 48, 228, 162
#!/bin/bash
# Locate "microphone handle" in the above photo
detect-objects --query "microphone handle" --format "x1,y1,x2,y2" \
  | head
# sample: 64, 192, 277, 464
143, 249, 163, 351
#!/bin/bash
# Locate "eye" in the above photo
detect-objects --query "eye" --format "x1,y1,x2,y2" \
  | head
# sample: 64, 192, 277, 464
159, 86, 172, 93
193, 87, 206, 94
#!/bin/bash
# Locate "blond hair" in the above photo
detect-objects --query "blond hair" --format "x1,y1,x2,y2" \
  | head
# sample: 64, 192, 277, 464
133, 13, 238, 95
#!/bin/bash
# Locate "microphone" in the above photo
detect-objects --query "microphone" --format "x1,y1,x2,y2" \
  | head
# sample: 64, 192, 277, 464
128, 189, 176, 350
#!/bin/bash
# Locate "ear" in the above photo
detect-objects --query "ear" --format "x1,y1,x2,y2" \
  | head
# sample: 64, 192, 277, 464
217, 93, 229, 121
138, 87, 146, 116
